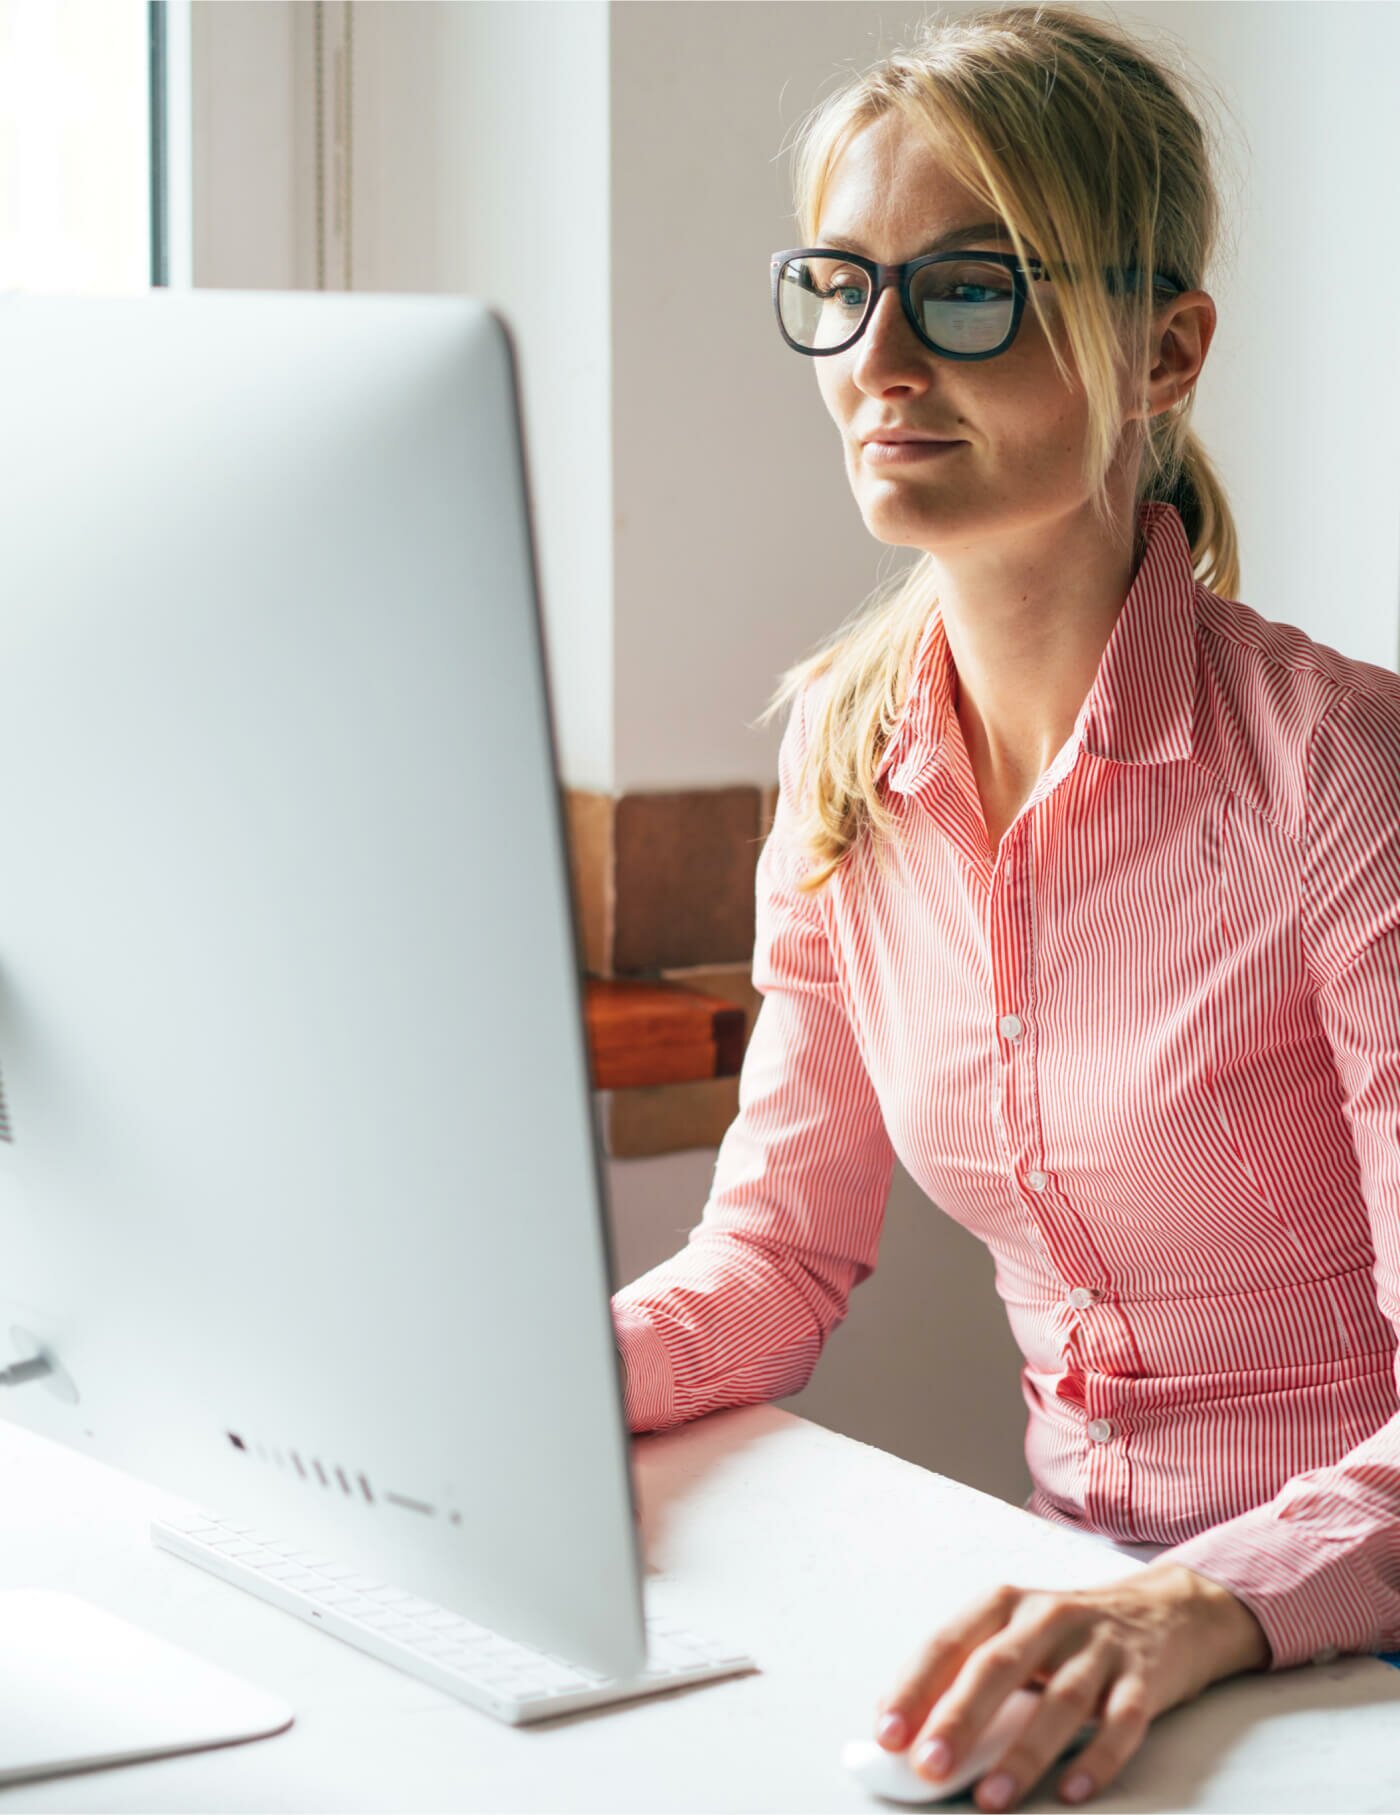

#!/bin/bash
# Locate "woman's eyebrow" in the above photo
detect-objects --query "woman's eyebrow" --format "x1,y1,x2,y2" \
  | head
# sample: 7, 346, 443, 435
815, 220, 1014, 257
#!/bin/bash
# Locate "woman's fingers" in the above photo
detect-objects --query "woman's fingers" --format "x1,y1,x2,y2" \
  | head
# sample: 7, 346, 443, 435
906, 1594, 1087, 1777
1045, 1668, 1155, 1803
965, 1642, 1113, 1809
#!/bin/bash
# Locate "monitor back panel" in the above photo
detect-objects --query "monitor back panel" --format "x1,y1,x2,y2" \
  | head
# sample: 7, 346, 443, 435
0, 289, 644, 1679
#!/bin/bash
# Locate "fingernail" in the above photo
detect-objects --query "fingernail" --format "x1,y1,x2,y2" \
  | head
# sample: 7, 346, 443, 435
914, 1737, 951, 1776
877, 1711, 909, 1747
980, 1771, 1016, 1810
1062, 1770, 1095, 1803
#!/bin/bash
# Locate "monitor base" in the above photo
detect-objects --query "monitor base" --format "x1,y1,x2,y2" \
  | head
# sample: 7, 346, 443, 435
0, 1589, 294, 1785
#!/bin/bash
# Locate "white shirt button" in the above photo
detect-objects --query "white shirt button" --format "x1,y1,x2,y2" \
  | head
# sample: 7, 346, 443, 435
1087, 1418, 1114, 1444
1312, 1645, 1340, 1665
1026, 1170, 1048, 1191
1069, 1286, 1096, 1309
998, 1014, 1023, 1041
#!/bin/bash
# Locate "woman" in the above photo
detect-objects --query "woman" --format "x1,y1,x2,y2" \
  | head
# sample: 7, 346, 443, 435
612, 7, 1400, 1808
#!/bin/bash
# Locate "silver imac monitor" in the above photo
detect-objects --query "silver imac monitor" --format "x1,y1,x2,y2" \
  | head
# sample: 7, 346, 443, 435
0, 289, 751, 1778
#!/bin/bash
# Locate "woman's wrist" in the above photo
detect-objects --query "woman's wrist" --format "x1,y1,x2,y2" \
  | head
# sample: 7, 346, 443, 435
1142, 1561, 1271, 1677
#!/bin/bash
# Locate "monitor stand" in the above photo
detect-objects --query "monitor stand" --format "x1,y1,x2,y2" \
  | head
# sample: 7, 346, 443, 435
0, 1589, 294, 1786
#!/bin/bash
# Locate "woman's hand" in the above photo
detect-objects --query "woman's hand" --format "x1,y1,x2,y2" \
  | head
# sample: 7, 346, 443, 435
873, 1561, 1270, 1811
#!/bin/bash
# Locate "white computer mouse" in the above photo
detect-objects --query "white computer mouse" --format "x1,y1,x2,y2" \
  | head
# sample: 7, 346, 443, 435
842, 1685, 1077, 1804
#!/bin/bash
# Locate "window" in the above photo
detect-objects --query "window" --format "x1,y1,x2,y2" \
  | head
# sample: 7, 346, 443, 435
0, 0, 153, 294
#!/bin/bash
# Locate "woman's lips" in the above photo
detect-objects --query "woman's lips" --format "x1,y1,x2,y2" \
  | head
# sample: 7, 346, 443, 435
863, 439, 966, 464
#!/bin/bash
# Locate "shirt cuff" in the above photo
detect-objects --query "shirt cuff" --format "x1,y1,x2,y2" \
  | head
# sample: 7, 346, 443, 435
611, 1300, 677, 1433
1156, 1501, 1390, 1672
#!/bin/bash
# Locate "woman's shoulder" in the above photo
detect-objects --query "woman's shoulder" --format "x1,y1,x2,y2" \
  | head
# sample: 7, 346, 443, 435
1196, 582, 1400, 717
778, 659, 842, 767
1192, 582, 1400, 838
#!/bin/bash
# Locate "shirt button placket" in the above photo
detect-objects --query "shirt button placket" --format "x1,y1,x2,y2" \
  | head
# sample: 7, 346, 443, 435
1083, 1402, 1131, 1529
993, 839, 1051, 1258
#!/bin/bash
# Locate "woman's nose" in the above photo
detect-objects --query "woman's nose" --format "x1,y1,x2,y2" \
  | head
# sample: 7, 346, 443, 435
854, 285, 931, 379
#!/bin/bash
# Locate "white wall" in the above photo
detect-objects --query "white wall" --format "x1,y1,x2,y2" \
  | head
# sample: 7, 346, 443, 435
191, 1, 297, 290
1126, 0, 1400, 673
350, 0, 616, 793
192, 0, 616, 792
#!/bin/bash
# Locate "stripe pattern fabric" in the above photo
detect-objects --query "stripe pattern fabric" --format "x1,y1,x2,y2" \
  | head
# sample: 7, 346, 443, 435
611, 499, 1400, 1674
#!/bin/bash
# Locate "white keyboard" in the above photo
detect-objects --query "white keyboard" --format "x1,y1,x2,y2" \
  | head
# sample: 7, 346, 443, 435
150, 1507, 757, 1725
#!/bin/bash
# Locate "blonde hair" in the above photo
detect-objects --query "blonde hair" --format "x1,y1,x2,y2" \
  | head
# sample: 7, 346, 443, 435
757, 2, 1240, 894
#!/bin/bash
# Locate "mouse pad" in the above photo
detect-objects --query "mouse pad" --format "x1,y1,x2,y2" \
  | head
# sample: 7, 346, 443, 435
0, 1589, 294, 1785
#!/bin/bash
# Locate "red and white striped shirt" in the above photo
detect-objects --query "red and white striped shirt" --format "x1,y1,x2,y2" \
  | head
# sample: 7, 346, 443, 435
611, 498, 1400, 1673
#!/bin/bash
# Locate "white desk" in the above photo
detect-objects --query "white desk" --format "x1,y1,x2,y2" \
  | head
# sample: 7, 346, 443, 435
0, 1407, 1396, 1812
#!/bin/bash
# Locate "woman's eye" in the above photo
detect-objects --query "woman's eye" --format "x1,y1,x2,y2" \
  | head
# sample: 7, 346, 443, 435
825, 272, 866, 306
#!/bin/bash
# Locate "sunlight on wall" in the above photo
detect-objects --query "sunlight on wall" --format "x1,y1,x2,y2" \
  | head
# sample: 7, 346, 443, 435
0, 0, 149, 293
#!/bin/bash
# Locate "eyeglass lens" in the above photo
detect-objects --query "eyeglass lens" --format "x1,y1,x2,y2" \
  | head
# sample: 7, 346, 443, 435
777, 255, 1016, 355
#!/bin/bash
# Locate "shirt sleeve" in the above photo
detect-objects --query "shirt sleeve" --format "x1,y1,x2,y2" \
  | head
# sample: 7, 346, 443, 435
610, 675, 897, 1434
1152, 682, 1400, 1672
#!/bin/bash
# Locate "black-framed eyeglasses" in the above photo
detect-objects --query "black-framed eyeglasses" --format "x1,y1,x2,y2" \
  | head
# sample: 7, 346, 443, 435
770, 248, 1187, 361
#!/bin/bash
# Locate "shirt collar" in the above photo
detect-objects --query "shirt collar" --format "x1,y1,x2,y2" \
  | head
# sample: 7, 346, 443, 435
875, 498, 1198, 794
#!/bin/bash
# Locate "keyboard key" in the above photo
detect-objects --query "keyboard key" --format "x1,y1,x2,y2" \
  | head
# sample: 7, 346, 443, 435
375, 1621, 427, 1643
307, 1586, 360, 1608
413, 1635, 468, 1659
524, 1665, 592, 1693
443, 1622, 494, 1645
415, 1610, 464, 1630
357, 1607, 412, 1632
